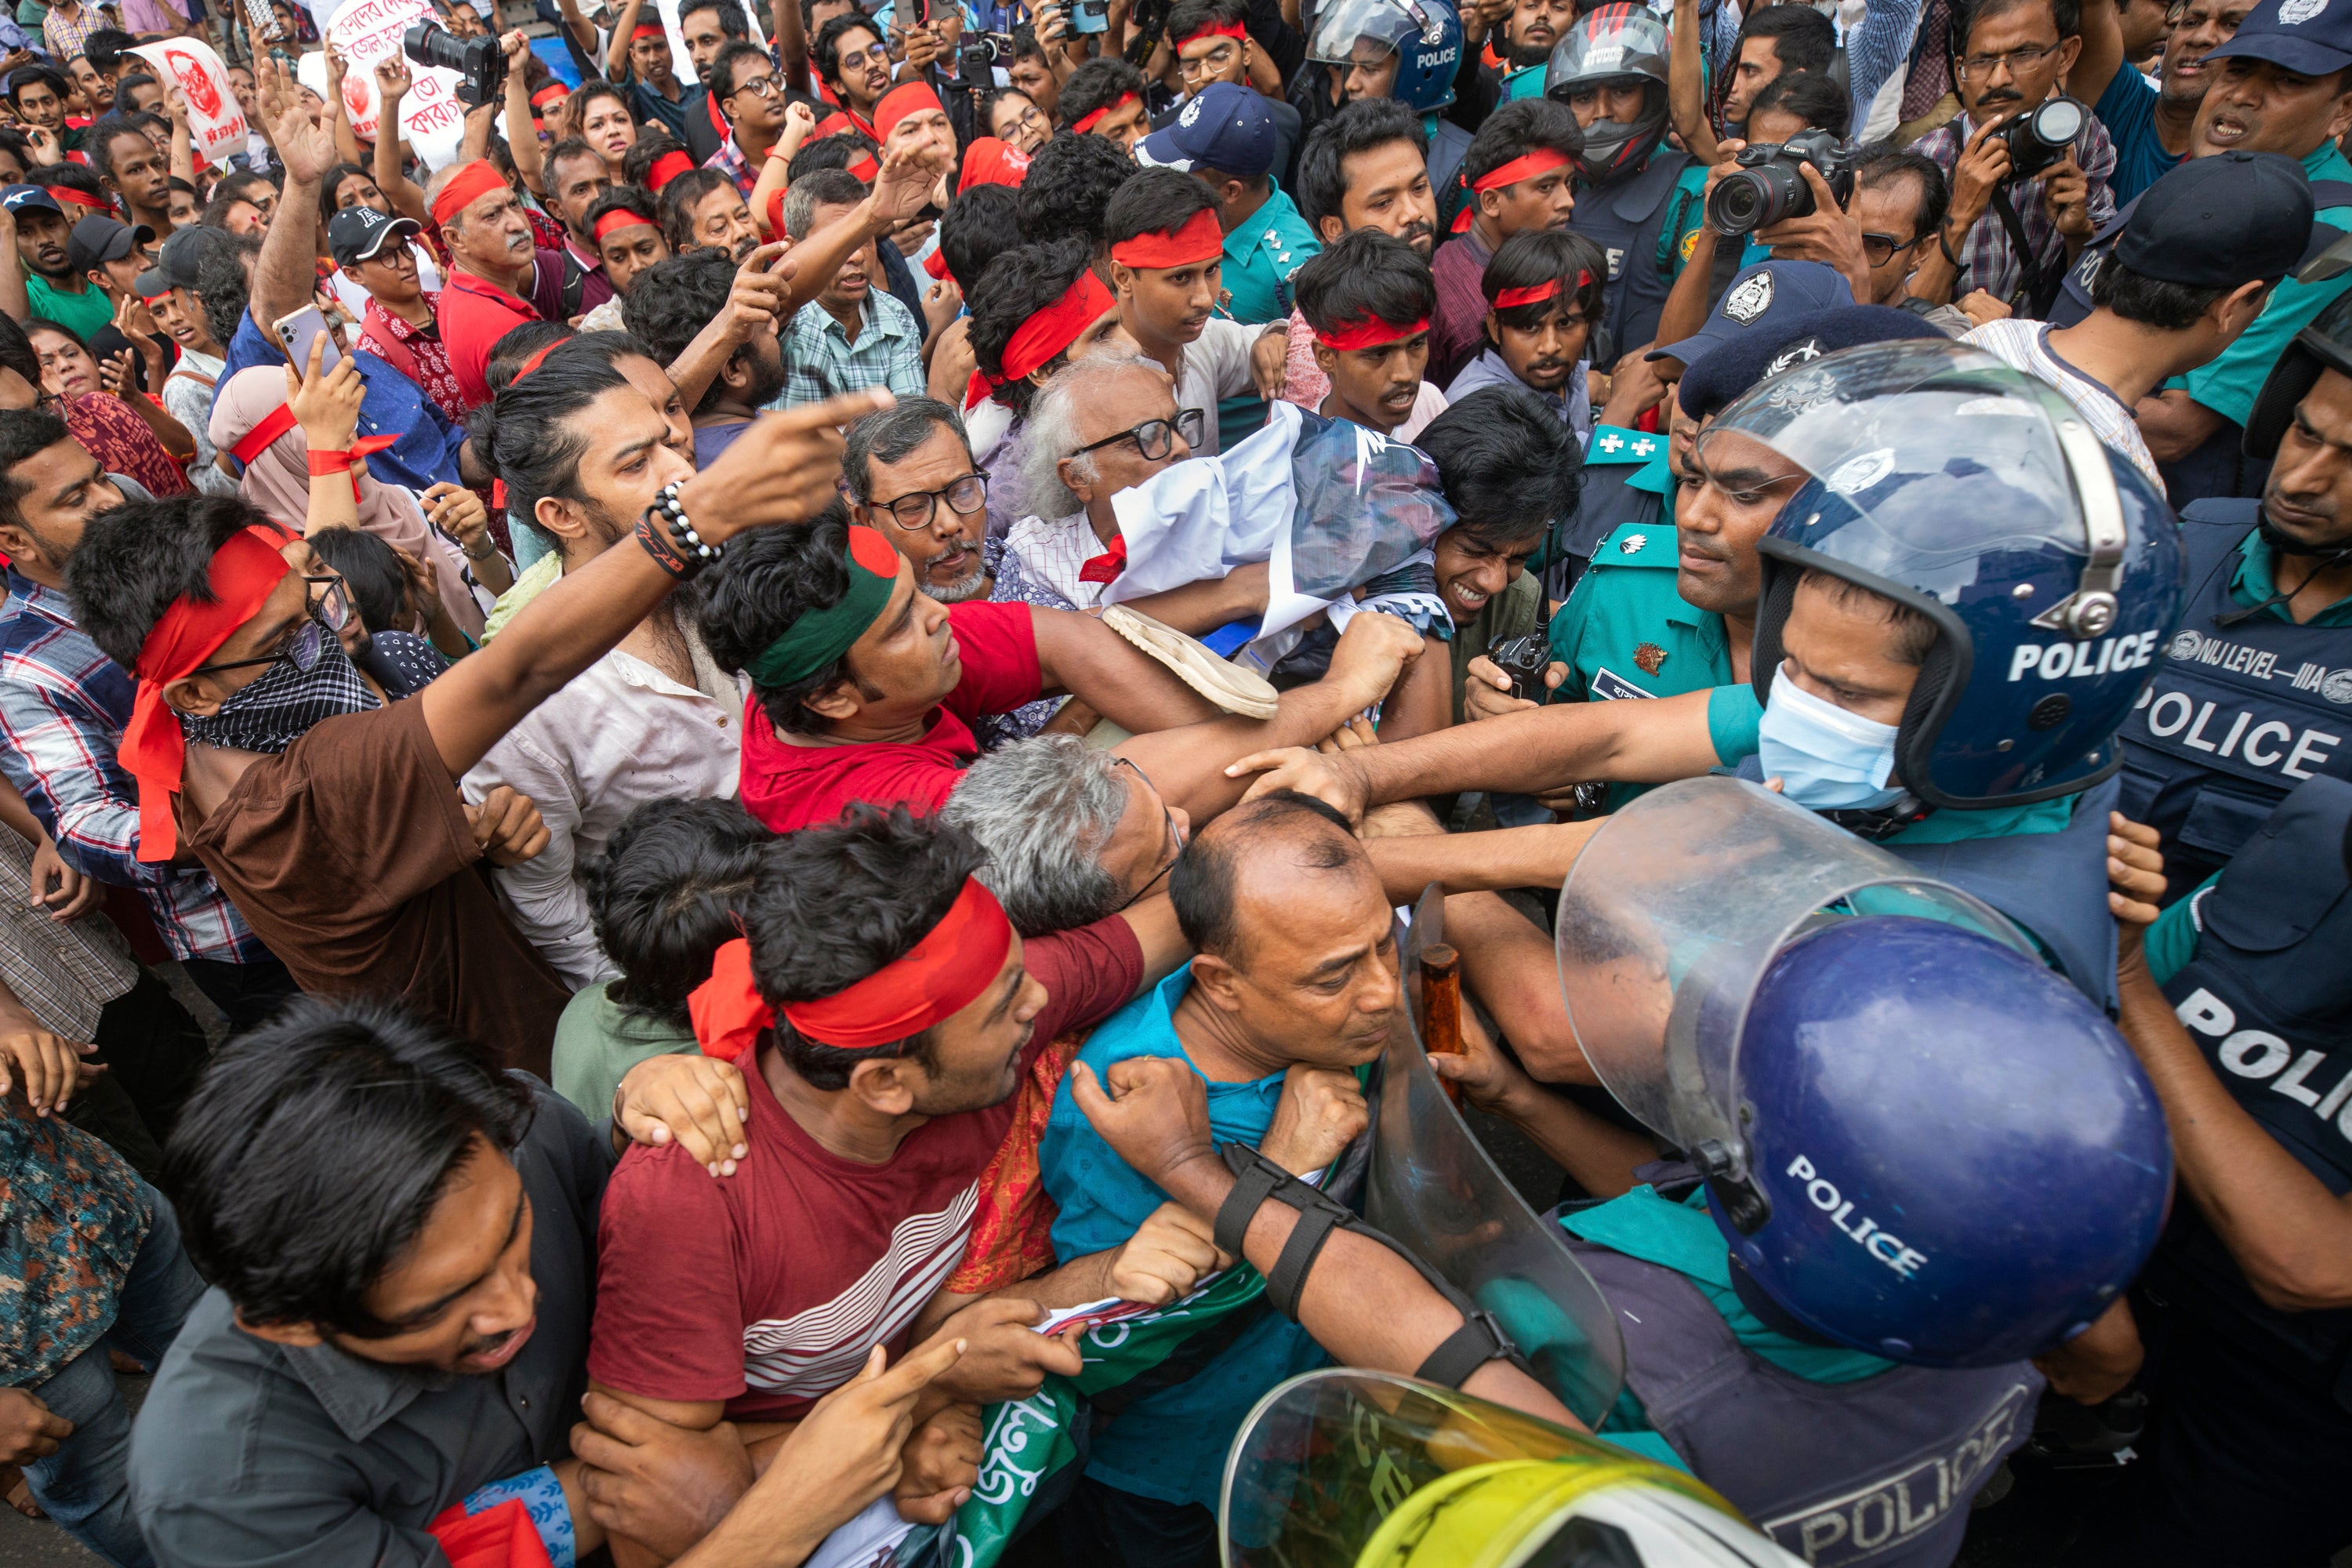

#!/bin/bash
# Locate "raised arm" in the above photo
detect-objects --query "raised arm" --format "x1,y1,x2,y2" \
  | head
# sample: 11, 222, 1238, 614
774, 0, 809, 94
0, 205, 27, 323
326, 45, 365, 167
606, 0, 645, 81
418, 391, 891, 779
1668, 0, 1721, 167
370, 55, 430, 221
246, 53, 340, 333
2070, 0, 2129, 121
501, 28, 547, 195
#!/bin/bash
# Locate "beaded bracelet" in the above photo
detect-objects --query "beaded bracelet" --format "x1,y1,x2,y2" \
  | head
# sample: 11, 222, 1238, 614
634, 511, 699, 579
652, 481, 722, 565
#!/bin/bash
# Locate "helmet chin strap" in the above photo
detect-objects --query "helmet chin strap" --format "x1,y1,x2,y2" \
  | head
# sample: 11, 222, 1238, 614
2216, 511, 2352, 627
1816, 791, 1933, 840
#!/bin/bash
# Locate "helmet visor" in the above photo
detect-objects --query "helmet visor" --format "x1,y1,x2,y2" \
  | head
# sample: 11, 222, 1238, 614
1307, 0, 1421, 64
1698, 339, 2103, 608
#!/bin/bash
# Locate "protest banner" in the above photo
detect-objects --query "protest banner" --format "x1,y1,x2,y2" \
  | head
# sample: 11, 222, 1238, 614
318, 0, 469, 170
129, 38, 250, 164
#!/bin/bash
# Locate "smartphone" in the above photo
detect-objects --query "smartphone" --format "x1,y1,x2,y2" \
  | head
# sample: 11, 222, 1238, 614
272, 305, 343, 374
1073, 0, 1109, 32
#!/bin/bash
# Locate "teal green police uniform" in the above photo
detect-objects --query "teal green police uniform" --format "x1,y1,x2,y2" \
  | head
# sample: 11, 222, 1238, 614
1220, 182, 1321, 328
1542, 422, 1674, 598
1657, 164, 1771, 283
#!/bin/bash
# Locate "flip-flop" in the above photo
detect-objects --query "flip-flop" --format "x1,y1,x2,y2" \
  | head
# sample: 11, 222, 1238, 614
1100, 604, 1279, 720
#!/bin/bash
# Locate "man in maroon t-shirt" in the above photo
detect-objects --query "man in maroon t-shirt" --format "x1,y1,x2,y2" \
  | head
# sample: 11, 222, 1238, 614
584, 808, 1205, 1552
699, 512, 1432, 833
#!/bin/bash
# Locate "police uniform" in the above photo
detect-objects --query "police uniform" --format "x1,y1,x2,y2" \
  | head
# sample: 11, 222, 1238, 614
1567, 147, 1693, 358
1425, 114, 1475, 201
1219, 181, 1320, 328
2118, 503, 2352, 898
2118, 775, 2352, 1563
1540, 423, 1672, 599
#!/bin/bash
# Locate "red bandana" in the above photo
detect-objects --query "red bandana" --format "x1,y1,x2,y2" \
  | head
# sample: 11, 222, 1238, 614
1492, 270, 1590, 310
875, 81, 943, 143
121, 526, 292, 862
648, 149, 695, 190
45, 185, 109, 212
530, 83, 568, 110
1109, 206, 1223, 270
811, 107, 879, 143
1176, 16, 1246, 47
687, 878, 1016, 1061
924, 246, 952, 280
1316, 313, 1429, 352
632, 20, 664, 38
965, 269, 1116, 408
1449, 146, 1574, 231
430, 160, 507, 227
1076, 533, 1128, 584
227, 403, 299, 467
1072, 92, 1139, 135
593, 206, 655, 244
957, 136, 1031, 193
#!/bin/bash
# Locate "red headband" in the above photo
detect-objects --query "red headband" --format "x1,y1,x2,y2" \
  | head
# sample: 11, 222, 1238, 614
688, 879, 1015, 1061
121, 526, 291, 862
647, 148, 695, 190
530, 82, 568, 110
875, 80, 943, 143
1492, 270, 1590, 309
1072, 92, 1138, 134
1316, 313, 1429, 351
45, 185, 108, 212
1109, 205, 1223, 270
1450, 147, 1575, 231
957, 136, 1030, 193
430, 160, 506, 227
1177, 17, 1247, 47
509, 341, 561, 383
848, 152, 879, 181
593, 205, 656, 244
965, 268, 1115, 408
632, 20, 665, 38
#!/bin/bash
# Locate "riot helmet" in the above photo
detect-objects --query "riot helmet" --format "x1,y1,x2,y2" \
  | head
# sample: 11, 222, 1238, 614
1555, 779, 2171, 1368
1544, 3, 1671, 184
1702, 338, 2184, 813
1307, 0, 1464, 115
2241, 289, 2352, 568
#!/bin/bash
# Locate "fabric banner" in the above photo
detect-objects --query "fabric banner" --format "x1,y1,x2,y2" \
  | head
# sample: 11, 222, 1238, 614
318, 0, 469, 169
129, 39, 250, 162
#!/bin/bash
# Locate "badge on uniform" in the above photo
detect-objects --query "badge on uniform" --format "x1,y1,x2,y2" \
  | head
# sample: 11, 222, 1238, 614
1618, 532, 1647, 555
1635, 641, 1667, 674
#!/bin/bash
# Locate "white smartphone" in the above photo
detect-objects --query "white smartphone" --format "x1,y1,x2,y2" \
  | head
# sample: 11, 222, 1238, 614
271, 305, 343, 375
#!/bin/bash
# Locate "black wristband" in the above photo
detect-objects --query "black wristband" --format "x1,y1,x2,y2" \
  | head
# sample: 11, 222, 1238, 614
634, 510, 699, 579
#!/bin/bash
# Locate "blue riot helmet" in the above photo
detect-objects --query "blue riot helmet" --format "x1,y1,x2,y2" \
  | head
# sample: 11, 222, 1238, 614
1307, 0, 1464, 114
2243, 271, 2352, 463
1543, 3, 1671, 184
1556, 778, 2172, 1368
1701, 337, 2185, 812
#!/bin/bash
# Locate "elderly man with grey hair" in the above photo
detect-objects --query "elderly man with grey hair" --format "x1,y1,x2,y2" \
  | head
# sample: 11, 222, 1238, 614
944, 734, 1189, 935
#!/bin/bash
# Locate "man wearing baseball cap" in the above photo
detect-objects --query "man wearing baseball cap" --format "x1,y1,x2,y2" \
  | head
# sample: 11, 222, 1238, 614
0, 185, 118, 344
328, 205, 469, 428
1969, 151, 2314, 496
2135, 0, 2352, 502
1136, 81, 1320, 328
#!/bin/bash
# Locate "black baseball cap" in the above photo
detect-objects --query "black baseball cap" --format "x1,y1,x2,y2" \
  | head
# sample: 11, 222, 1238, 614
328, 205, 422, 268
65, 215, 154, 277
135, 224, 231, 297
2115, 151, 2315, 290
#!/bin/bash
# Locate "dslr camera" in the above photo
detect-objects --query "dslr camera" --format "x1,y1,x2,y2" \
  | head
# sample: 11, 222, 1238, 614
1704, 129, 1859, 237
403, 21, 505, 108
1996, 96, 2088, 184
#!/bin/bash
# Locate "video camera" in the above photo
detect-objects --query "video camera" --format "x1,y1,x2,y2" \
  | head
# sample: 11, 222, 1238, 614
956, 29, 1011, 85
403, 21, 504, 108
1704, 129, 1859, 237
1996, 96, 2088, 184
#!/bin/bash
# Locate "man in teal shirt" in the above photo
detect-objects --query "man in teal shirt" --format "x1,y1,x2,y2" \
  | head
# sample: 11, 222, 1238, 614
0, 186, 118, 343
2139, 0, 2352, 499
1039, 795, 1389, 1563
1137, 82, 1320, 328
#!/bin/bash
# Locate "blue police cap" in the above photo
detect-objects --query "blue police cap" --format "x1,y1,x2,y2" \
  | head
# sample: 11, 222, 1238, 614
1645, 258, 1853, 368
1677, 304, 1945, 421
1135, 82, 1276, 181
2206, 0, 2352, 78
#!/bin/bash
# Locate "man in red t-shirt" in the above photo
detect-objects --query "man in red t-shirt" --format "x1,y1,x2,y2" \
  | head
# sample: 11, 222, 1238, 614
699, 511, 1433, 833
583, 807, 1206, 1554
427, 160, 568, 411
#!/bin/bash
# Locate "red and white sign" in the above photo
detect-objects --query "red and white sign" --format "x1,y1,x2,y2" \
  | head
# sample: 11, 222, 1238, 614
318, 0, 468, 170
129, 39, 251, 163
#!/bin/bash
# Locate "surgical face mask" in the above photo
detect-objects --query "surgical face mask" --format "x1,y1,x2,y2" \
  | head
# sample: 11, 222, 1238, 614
181, 614, 383, 756
1755, 673, 1904, 811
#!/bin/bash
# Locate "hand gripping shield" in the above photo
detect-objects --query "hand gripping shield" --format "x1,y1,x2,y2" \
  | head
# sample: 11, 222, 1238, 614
1220, 1369, 1805, 1568
1553, 776, 2031, 1214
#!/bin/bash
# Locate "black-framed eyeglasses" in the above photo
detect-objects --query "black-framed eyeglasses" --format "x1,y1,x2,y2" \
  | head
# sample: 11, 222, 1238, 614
191, 576, 350, 677
873, 472, 988, 531
1860, 230, 1918, 265
1073, 408, 1206, 463
1112, 756, 1183, 909
1955, 41, 2063, 78
728, 70, 786, 100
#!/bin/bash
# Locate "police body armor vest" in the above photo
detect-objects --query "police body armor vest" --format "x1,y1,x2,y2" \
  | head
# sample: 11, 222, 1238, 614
1563, 1230, 2041, 1568
2148, 774, 2352, 1409
2118, 500, 2352, 895
1570, 147, 1693, 357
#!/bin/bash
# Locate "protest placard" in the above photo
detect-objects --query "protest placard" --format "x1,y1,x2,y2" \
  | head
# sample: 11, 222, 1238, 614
129, 38, 251, 164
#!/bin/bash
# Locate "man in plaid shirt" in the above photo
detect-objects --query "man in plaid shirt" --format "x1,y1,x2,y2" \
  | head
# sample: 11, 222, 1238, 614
0, 412, 296, 1029
1905, 0, 2115, 314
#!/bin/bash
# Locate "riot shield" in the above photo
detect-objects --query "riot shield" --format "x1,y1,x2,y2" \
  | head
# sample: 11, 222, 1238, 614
1367, 912, 1625, 1427
1221, 1369, 1802, 1568
1553, 776, 2030, 1170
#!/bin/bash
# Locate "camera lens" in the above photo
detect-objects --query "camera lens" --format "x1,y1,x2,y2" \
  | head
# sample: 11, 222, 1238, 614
2030, 97, 2084, 147
1706, 164, 1807, 237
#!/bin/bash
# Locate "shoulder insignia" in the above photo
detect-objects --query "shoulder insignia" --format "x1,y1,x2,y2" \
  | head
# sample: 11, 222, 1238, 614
1618, 532, 1648, 555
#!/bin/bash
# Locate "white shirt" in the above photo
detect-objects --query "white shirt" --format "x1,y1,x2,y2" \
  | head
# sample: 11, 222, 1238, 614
160, 347, 236, 498
461, 629, 742, 987
1004, 512, 1111, 611
1961, 319, 2165, 497
1172, 318, 1279, 457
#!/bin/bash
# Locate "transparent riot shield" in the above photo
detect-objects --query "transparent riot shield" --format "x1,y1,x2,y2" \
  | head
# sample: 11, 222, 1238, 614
1370, 894, 1625, 1428
1553, 776, 2031, 1175
1221, 1369, 1802, 1568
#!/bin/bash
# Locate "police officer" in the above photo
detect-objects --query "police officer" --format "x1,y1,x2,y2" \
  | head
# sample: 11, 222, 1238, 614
2119, 289, 2352, 900
1307, 0, 1475, 197
1136, 82, 1322, 329
1443, 779, 2175, 1568
2094, 786, 2352, 1565
1545, 3, 1691, 355
1237, 339, 2186, 1014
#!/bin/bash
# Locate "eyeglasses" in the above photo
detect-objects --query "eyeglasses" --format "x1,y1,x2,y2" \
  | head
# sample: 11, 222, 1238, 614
1178, 41, 1241, 81
191, 577, 351, 677
834, 42, 887, 71
728, 70, 787, 100
873, 472, 988, 530
1860, 230, 1919, 265
1073, 408, 1206, 462
1955, 41, 2063, 78
1112, 757, 1182, 909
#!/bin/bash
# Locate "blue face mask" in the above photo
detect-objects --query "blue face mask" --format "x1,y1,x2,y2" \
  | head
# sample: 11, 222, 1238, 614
1755, 673, 1905, 811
